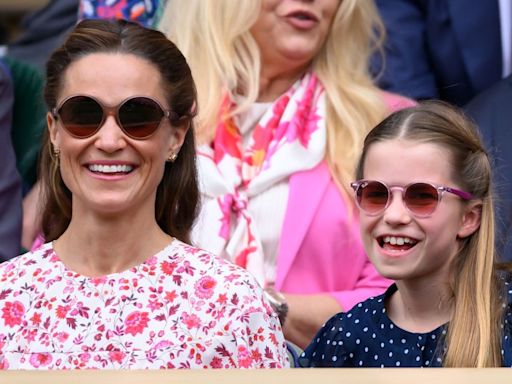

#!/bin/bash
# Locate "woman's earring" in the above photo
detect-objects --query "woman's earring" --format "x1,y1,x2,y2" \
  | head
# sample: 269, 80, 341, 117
52, 147, 60, 163
167, 152, 178, 162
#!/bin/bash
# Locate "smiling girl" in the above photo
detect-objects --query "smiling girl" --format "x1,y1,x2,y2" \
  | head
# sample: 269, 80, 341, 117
299, 101, 512, 367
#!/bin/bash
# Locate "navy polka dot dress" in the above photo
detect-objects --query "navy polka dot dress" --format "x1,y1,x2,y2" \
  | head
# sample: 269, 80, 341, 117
299, 283, 512, 367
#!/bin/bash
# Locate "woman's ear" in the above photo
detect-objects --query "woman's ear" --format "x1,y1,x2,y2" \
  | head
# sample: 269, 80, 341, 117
47, 111, 60, 148
167, 118, 190, 157
457, 201, 482, 239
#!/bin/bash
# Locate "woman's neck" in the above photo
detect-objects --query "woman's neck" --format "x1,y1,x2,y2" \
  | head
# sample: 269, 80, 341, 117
387, 279, 453, 333
257, 62, 309, 102
54, 207, 172, 277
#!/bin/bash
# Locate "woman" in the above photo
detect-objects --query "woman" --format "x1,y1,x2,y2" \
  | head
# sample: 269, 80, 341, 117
300, 101, 512, 367
0, 19, 288, 369
159, 0, 414, 347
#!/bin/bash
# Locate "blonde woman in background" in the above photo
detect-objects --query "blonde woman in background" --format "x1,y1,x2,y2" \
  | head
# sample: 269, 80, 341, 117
160, 0, 414, 348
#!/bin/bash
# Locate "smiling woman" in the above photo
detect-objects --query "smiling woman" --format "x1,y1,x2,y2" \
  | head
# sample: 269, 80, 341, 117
47, 53, 180, 225
0, 19, 289, 369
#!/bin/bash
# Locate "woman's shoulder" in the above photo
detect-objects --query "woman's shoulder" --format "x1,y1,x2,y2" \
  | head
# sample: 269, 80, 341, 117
0, 243, 54, 275
0, 243, 55, 293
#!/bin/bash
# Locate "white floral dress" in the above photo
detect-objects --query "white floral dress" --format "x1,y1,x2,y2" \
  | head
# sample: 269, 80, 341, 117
0, 240, 289, 369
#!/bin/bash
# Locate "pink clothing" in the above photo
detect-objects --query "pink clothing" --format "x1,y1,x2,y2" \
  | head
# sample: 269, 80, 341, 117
0, 240, 289, 369
195, 73, 326, 286
275, 92, 416, 311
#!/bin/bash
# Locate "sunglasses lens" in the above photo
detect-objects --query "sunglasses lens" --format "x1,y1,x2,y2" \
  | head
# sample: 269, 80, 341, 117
118, 97, 164, 139
357, 181, 389, 214
58, 96, 103, 138
404, 183, 439, 216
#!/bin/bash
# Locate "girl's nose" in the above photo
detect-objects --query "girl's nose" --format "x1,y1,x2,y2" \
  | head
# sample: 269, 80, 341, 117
383, 190, 412, 225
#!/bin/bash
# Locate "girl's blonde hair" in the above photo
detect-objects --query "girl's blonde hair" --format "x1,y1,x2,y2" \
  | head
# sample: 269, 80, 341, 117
159, 0, 388, 188
356, 101, 503, 367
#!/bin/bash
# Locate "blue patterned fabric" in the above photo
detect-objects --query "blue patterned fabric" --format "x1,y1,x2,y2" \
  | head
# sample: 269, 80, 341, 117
79, 0, 166, 28
300, 283, 512, 367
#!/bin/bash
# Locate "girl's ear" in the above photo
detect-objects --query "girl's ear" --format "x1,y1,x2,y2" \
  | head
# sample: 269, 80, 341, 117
457, 201, 482, 239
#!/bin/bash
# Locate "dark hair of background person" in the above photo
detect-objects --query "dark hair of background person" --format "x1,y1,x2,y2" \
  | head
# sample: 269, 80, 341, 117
40, 19, 199, 244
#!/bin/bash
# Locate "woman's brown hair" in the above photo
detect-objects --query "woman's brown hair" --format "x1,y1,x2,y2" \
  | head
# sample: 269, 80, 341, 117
41, 19, 199, 244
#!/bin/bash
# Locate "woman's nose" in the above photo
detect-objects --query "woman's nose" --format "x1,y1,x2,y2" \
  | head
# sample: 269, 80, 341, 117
93, 115, 127, 153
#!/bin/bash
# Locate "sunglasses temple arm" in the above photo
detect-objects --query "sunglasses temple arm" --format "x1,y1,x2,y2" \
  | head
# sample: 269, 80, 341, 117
446, 187, 473, 200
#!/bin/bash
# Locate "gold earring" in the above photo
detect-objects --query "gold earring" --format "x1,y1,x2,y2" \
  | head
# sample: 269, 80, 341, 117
167, 153, 178, 162
52, 147, 60, 163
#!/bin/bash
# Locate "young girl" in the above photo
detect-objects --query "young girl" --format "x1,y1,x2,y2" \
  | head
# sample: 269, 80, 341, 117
299, 101, 512, 367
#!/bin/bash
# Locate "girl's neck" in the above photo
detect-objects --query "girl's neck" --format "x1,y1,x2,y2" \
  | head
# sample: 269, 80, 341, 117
53, 207, 172, 277
257, 62, 309, 102
387, 279, 453, 333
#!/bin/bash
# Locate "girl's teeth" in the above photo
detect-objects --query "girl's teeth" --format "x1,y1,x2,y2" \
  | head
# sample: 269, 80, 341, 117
88, 164, 133, 173
383, 236, 415, 245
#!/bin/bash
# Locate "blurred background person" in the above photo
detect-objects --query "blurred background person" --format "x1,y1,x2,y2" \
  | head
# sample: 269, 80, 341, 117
466, 74, 512, 262
0, 58, 22, 261
79, 0, 166, 28
0, 19, 288, 369
6, 0, 78, 71
372, 0, 509, 106
160, 0, 414, 348
4, 0, 79, 254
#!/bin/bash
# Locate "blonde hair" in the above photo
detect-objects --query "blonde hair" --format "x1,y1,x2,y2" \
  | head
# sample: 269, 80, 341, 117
159, 0, 388, 188
356, 101, 503, 367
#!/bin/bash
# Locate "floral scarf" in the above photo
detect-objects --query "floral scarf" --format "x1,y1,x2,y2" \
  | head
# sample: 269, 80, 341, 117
195, 72, 326, 286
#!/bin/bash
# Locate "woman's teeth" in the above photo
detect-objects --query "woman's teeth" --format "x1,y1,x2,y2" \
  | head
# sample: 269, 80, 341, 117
88, 164, 133, 174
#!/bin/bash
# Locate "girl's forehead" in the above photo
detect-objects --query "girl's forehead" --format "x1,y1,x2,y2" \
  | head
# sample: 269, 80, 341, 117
363, 139, 455, 184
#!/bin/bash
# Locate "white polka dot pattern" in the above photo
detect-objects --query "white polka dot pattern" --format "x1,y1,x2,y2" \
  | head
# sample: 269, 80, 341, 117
299, 283, 512, 367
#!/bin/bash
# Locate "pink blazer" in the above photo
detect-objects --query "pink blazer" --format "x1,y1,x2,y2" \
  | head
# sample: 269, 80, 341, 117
275, 92, 415, 311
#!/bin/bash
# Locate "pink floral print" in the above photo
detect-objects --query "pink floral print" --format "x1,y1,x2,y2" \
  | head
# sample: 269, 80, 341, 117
124, 311, 149, 336
1, 301, 24, 327
0, 241, 288, 369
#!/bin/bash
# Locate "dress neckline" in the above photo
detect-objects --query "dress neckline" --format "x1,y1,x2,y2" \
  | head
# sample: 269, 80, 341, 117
45, 239, 179, 280
381, 284, 447, 336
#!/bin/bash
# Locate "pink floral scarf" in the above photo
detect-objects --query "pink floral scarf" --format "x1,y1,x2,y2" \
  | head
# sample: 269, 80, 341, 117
195, 72, 326, 286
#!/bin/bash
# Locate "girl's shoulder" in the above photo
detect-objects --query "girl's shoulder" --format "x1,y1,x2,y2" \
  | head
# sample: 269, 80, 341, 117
299, 288, 392, 367
497, 271, 512, 304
